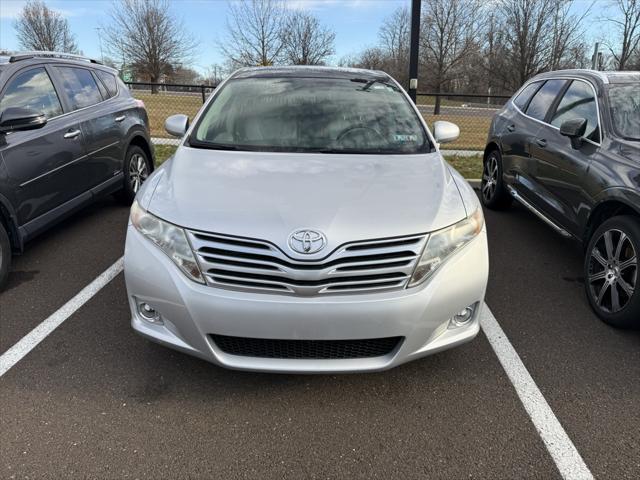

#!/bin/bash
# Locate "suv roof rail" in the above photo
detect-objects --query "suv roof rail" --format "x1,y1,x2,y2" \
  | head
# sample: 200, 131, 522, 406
9, 51, 102, 65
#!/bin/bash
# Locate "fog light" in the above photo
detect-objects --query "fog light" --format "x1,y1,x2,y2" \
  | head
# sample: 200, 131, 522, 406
138, 302, 163, 324
449, 304, 476, 328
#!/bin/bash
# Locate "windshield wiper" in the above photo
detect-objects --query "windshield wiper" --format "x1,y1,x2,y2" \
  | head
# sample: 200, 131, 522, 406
188, 140, 245, 151
350, 78, 398, 92
311, 147, 402, 154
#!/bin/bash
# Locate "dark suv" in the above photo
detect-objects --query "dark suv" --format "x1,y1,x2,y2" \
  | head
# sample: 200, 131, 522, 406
483, 69, 639, 328
0, 52, 154, 289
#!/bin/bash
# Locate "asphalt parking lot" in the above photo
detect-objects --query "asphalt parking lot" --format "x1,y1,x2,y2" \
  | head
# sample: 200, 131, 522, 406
1, 193, 638, 479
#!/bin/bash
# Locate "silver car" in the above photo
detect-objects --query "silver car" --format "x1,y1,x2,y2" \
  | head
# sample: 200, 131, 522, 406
124, 67, 489, 373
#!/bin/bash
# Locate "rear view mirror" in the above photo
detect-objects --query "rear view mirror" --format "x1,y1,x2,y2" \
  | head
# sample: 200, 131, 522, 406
0, 107, 47, 133
165, 114, 189, 138
560, 118, 587, 149
433, 121, 460, 145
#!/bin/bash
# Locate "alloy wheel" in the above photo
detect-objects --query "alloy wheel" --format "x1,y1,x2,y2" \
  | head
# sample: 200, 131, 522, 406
129, 153, 149, 194
587, 229, 637, 313
482, 154, 499, 203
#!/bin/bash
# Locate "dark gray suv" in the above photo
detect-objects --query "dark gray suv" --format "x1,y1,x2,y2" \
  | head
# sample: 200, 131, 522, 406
483, 69, 639, 328
0, 52, 154, 289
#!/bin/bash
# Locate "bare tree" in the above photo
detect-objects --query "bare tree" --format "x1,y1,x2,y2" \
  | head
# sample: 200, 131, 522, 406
479, 12, 512, 95
549, 1, 591, 70
222, 0, 286, 67
420, 0, 484, 114
497, 0, 588, 90
378, 7, 411, 85
349, 47, 388, 70
604, 0, 640, 69
103, 0, 197, 92
15, 0, 78, 53
281, 11, 335, 65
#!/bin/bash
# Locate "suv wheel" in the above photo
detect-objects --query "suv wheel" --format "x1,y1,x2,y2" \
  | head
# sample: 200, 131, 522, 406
584, 216, 639, 329
118, 145, 151, 204
481, 149, 512, 210
0, 222, 11, 291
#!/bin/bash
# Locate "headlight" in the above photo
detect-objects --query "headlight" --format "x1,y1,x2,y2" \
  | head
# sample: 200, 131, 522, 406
408, 207, 484, 287
130, 201, 205, 284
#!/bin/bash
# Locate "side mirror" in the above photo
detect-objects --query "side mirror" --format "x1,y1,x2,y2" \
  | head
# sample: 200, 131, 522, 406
433, 121, 460, 145
165, 114, 189, 138
560, 118, 587, 149
0, 107, 47, 133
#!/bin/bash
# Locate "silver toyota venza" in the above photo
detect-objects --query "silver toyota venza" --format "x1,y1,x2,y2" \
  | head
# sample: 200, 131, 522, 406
124, 67, 489, 373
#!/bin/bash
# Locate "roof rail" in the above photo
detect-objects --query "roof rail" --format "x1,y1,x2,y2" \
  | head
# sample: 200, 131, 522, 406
8, 51, 102, 65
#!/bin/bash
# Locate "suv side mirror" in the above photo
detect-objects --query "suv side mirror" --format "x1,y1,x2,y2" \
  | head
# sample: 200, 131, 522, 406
0, 107, 47, 133
560, 118, 587, 149
165, 114, 189, 138
433, 121, 460, 144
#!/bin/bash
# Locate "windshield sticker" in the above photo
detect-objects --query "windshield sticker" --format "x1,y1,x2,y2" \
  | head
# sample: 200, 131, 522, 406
394, 134, 418, 143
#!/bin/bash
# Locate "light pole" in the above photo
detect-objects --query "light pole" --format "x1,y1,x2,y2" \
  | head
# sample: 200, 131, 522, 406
591, 42, 600, 71
95, 27, 104, 63
408, 0, 421, 104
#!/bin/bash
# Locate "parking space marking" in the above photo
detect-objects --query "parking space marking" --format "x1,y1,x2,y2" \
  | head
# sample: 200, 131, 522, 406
0, 253, 594, 479
480, 305, 594, 480
0, 257, 124, 377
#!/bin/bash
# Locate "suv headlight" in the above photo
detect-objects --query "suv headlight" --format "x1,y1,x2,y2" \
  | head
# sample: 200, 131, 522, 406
408, 207, 484, 287
130, 201, 205, 284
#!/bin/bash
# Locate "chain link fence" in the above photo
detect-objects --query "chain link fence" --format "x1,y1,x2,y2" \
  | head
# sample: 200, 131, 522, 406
417, 92, 512, 152
126, 82, 512, 153
126, 82, 216, 145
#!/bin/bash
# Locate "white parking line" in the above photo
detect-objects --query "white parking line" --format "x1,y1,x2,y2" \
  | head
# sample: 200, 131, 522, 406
0, 257, 124, 377
480, 305, 594, 480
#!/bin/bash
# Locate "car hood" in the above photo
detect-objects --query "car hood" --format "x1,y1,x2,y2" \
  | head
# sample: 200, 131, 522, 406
144, 146, 466, 257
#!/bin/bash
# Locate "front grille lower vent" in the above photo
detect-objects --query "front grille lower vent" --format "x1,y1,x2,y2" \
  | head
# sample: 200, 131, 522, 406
187, 231, 427, 296
211, 335, 403, 359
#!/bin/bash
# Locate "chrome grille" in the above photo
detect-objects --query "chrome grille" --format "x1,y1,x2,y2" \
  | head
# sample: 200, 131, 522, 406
187, 231, 427, 296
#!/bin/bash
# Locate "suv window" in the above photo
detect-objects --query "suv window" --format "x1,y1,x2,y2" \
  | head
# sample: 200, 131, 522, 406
525, 79, 567, 122
92, 71, 109, 99
550, 80, 600, 142
95, 70, 118, 97
513, 81, 542, 110
56, 66, 103, 110
0, 67, 63, 119
608, 84, 640, 140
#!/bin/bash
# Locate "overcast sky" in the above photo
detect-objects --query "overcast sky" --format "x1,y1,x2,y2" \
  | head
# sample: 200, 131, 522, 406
0, 0, 611, 74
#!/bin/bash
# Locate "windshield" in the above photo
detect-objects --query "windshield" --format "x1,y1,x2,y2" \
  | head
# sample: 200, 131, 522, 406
608, 84, 640, 140
191, 76, 430, 154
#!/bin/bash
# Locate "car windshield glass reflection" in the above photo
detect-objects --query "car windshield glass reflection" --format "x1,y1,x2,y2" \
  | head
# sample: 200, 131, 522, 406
191, 77, 430, 154
608, 84, 640, 140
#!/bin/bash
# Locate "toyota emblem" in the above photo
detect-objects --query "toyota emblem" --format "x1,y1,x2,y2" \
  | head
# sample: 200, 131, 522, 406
288, 229, 327, 254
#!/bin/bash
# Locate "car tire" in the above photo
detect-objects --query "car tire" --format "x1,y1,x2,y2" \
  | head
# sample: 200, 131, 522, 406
584, 215, 640, 329
116, 145, 151, 205
0, 222, 11, 291
480, 149, 512, 210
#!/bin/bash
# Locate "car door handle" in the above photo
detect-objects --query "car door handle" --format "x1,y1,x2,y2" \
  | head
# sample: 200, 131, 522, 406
63, 129, 81, 139
507, 124, 516, 132
115, 115, 126, 122
535, 138, 547, 148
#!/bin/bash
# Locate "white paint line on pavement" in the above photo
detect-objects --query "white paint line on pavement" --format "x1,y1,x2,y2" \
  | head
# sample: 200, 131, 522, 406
480, 304, 594, 480
0, 257, 124, 377
0, 256, 594, 480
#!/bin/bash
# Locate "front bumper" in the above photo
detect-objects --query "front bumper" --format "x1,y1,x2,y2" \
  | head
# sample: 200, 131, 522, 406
124, 226, 489, 373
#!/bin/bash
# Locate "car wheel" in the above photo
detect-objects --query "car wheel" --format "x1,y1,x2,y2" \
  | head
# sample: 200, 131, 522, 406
117, 145, 151, 204
584, 215, 640, 329
481, 149, 512, 210
0, 222, 11, 291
